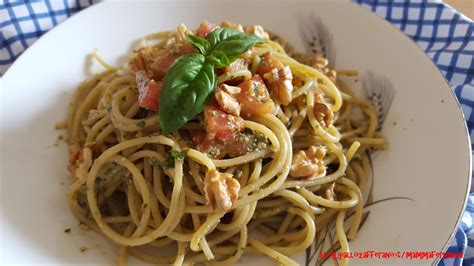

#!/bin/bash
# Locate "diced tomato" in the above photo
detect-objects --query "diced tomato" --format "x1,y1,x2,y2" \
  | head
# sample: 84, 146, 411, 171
192, 130, 227, 159
257, 52, 284, 77
226, 137, 251, 157
236, 75, 275, 117
151, 44, 195, 79
197, 21, 220, 38
192, 130, 250, 159
204, 105, 244, 141
136, 71, 162, 111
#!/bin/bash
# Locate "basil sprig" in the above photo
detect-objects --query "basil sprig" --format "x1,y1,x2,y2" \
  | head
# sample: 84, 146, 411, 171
159, 28, 262, 134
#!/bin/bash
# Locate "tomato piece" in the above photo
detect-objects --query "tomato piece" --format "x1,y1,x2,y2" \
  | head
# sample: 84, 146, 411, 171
192, 130, 227, 159
226, 137, 251, 158
196, 21, 219, 38
136, 71, 162, 111
204, 105, 244, 141
236, 75, 274, 117
257, 52, 284, 76
150, 44, 194, 79
192, 130, 250, 159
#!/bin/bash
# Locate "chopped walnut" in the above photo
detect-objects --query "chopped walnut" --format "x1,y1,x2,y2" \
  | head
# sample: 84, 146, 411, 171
263, 66, 294, 105
323, 68, 337, 83
172, 24, 193, 43
314, 102, 334, 128
129, 46, 158, 77
307, 55, 336, 83
220, 21, 244, 32
204, 169, 240, 211
324, 183, 336, 201
244, 25, 270, 40
196, 20, 219, 38
308, 56, 329, 71
215, 84, 241, 116
67, 142, 95, 180
290, 145, 327, 179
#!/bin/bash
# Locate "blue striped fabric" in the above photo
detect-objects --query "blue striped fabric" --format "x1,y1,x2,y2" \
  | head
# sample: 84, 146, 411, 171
1, 1, 473, 265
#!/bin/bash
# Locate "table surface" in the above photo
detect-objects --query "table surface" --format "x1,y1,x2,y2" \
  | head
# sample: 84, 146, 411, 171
445, 0, 473, 19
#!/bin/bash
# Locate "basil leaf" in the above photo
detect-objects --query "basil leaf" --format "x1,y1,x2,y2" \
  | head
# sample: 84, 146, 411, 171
187, 35, 209, 55
207, 50, 232, 68
159, 54, 216, 134
207, 28, 262, 61
207, 28, 245, 48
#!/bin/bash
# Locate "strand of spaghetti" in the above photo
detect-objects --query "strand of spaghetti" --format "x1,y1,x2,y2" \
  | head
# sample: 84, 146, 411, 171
91, 51, 115, 70
247, 237, 298, 266
212, 149, 266, 169
148, 192, 163, 226
208, 229, 240, 246
338, 177, 364, 240
288, 109, 307, 137
172, 242, 186, 266
214, 228, 248, 265
292, 79, 314, 99
336, 209, 350, 266
298, 187, 358, 209
71, 82, 107, 143
114, 156, 151, 238
119, 223, 136, 266
153, 167, 171, 208
127, 183, 141, 226
165, 189, 186, 235
186, 149, 216, 170
277, 212, 295, 235
346, 141, 361, 162
85, 115, 110, 143
188, 160, 205, 193
217, 69, 252, 84
190, 211, 226, 251
128, 247, 175, 264
273, 207, 316, 255
185, 246, 245, 264
274, 189, 325, 214
216, 205, 250, 231
362, 107, 377, 138
263, 226, 307, 244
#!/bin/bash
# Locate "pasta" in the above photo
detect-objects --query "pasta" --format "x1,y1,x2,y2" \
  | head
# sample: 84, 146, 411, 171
63, 21, 387, 265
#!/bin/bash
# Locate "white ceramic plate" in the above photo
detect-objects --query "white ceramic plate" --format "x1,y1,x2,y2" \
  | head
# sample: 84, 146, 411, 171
1, 1, 471, 265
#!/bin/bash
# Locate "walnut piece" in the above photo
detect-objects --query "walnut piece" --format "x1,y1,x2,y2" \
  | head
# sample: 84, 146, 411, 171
314, 102, 334, 128
215, 84, 241, 116
324, 183, 336, 201
244, 25, 270, 40
67, 142, 94, 180
290, 146, 327, 179
204, 169, 240, 211
263, 66, 294, 105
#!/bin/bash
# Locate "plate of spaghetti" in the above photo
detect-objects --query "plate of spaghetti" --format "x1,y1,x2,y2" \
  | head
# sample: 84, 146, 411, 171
0, 1, 471, 265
